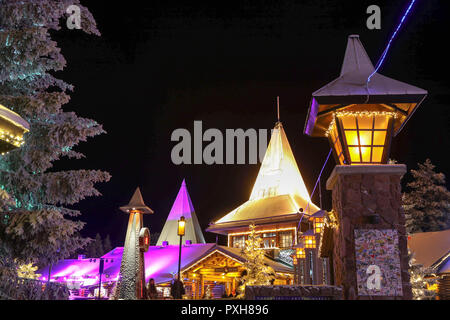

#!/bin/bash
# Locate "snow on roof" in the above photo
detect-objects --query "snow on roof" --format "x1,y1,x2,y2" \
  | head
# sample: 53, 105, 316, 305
38, 243, 293, 286
408, 229, 450, 270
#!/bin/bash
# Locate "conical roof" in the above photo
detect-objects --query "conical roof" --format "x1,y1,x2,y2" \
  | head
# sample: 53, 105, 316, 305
207, 122, 320, 234
304, 35, 427, 138
156, 179, 205, 245
120, 187, 154, 214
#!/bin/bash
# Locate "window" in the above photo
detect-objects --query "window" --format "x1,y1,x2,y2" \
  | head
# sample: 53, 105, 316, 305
279, 231, 293, 248
262, 233, 276, 248
339, 114, 392, 164
232, 235, 245, 248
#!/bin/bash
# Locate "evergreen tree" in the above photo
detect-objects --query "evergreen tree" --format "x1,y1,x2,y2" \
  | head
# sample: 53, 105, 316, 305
0, 1, 110, 270
238, 224, 275, 298
103, 234, 112, 254
403, 159, 450, 234
94, 233, 104, 257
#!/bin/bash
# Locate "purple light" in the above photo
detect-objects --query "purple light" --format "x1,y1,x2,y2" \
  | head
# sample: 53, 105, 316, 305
367, 0, 417, 83
166, 179, 195, 221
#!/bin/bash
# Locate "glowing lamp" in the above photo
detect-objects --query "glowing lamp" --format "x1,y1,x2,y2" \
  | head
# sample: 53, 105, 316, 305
178, 216, 186, 236
311, 210, 326, 234
292, 256, 298, 265
304, 35, 427, 165
0, 104, 29, 153
326, 111, 396, 164
301, 230, 317, 249
296, 247, 306, 259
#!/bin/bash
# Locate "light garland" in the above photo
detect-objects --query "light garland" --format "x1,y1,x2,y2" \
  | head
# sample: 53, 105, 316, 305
181, 249, 243, 274
227, 227, 297, 247
325, 111, 398, 137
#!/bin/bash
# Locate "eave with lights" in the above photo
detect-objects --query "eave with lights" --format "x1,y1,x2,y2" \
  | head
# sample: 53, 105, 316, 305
0, 103, 29, 154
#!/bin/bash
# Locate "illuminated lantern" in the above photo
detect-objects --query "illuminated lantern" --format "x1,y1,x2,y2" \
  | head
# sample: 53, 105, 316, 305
178, 216, 186, 236
304, 35, 427, 165
0, 104, 29, 153
301, 230, 317, 249
311, 210, 326, 234
296, 247, 306, 259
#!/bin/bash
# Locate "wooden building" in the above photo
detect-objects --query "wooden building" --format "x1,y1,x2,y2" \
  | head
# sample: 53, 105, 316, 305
207, 120, 331, 285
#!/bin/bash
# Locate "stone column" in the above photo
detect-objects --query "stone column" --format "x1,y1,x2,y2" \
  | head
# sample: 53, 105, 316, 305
326, 165, 412, 300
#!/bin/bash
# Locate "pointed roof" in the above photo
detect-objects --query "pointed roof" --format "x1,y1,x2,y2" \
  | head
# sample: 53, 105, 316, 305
207, 122, 320, 234
156, 179, 205, 245
120, 187, 154, 214
304, 35, 427, 138
339, 35, 375, 76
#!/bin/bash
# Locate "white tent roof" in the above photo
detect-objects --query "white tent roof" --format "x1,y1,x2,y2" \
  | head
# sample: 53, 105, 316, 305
156, 179, 205, 246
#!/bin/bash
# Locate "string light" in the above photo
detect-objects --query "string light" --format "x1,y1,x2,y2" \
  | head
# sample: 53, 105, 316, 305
367, 0, 417, 83
227, 227, 298, 247
325, 111, 398, 137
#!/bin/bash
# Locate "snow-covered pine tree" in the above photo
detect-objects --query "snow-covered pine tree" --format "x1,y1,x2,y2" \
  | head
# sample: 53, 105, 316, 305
403, 159, 450, 234
238, 224, 275, 298
0, 1, 110, 270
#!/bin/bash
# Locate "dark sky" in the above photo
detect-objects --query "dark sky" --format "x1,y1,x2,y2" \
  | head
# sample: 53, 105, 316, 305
51, 0, 449, 248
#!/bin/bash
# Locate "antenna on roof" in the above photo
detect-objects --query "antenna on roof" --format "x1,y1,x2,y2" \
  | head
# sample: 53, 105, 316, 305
276, 96, 280, 122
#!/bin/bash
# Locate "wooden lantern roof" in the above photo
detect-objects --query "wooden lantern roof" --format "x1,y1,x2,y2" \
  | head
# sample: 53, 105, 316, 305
304, 35, 427, 138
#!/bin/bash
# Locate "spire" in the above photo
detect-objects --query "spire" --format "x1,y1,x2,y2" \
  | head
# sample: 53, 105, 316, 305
340, 34, 375, 76
276, 96, 280, 122
249, 122, 311, 202
156, 179, 205, 245
120, 187, 154, 214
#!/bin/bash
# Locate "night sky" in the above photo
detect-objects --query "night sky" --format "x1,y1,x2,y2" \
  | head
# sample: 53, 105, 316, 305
51, 0, 449, 248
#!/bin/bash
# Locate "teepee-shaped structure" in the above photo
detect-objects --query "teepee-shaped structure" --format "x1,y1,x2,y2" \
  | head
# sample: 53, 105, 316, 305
207, 121, 320, 234
156, 179, 205, 245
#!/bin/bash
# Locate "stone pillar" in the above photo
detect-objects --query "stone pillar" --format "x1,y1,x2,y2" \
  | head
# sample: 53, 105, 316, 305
326, 165, 412, 300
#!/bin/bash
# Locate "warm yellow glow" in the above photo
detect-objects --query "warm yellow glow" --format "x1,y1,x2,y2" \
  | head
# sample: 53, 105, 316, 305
178, 216, 186, 236
227, 227, 297, 247
326, 111, 395, 164
249, 122, 312, 203
182, 249, 243, 274
313, 217, 324, 234
426, 283, 438, 292
296, 247, 305, 259
303, 235, 316, 249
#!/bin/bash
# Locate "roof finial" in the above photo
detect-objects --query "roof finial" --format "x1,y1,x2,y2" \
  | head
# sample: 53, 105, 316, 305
277, 96, 280, 122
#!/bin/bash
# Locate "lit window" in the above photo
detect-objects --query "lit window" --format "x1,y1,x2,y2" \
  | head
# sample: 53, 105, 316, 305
279, 231, 293, 248
232, 235, 245, 248
339, 113, 393, 164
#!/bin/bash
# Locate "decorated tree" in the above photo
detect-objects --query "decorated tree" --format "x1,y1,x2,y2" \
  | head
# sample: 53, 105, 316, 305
403, 159, 450, 234
238, 224, 275, 298
17, 263, 41, 280
408, 251, 439, 300
0, 0, 110, 277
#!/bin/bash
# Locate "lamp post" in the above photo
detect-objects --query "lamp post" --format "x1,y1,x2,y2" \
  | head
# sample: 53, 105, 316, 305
177, 216, 185, 281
